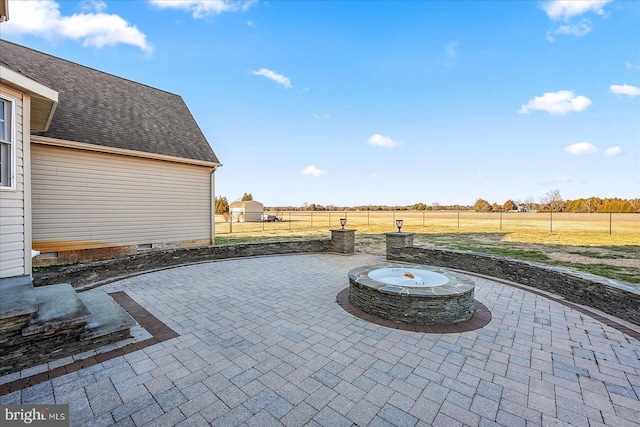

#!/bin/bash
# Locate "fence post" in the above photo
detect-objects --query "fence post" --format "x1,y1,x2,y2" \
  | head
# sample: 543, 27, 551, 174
550, 211, 553, 233
500, 212, 502, 231
423, 210, 425, 227
609, 212, 612, 235
457, 211, 460, 230
311, 211, 313, 229
229, 218, 232, 233
368, 211, 370, 226
328, 211, 331, 227
289, 212, 291, 230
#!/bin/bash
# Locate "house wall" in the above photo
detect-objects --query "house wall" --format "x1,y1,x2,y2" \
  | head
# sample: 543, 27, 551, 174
0, 85, 30, 278
31, 144, 214, 266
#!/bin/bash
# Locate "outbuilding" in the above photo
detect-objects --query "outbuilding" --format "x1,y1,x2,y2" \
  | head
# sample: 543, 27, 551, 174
229, 201, 264, 222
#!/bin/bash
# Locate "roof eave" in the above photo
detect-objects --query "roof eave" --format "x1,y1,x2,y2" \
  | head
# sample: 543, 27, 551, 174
0, 64, 58, 132
31, 135, 223, 168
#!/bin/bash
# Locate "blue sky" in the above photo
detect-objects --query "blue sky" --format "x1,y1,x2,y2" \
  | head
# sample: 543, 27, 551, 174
3, 0, 639, 207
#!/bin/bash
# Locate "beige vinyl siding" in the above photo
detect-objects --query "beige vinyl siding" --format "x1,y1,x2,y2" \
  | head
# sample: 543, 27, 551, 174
31, 144, 213, 249
0, 86, 26, 278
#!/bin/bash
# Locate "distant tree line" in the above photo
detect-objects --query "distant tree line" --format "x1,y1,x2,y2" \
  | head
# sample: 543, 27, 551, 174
564, 197, 639, 213
472, 191, 639, 213
216, 190, 639, 214
264, 203, 467, 212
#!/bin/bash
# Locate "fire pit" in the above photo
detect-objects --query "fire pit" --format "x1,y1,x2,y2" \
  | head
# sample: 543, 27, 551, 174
348, 264, 476, 325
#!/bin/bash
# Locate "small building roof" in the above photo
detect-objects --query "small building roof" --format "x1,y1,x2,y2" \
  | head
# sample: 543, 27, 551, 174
0, 40, 219, 165
229, 201, 263, 209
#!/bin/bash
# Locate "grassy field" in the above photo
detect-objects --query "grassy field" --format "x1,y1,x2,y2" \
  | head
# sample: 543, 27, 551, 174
215, 211, 640, 283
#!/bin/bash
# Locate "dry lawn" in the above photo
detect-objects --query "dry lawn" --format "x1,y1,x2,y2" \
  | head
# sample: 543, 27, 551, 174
215, 211, 640, 283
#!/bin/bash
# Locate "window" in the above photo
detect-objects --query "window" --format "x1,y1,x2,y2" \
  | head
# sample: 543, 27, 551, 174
0, 96, 14, 188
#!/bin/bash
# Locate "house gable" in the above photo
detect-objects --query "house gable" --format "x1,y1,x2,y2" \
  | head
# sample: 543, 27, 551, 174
0, 40, 219, 165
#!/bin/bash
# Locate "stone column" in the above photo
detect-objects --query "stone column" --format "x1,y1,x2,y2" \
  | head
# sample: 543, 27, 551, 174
331, 229, 355, 254
385, 232, 414, 259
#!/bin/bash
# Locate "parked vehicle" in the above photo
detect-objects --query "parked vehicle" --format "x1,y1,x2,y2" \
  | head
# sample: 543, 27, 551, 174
261, 214, 281, 222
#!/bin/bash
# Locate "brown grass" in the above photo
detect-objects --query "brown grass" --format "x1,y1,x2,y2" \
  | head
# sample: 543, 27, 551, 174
216, 211, 639, 245
215, 211, 640, 283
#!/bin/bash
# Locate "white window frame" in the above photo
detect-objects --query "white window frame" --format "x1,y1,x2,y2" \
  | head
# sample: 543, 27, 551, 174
0, 94, 16, 190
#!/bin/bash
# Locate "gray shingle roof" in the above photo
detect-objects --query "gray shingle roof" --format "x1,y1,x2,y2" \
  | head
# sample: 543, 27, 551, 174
0, 40, 219, 164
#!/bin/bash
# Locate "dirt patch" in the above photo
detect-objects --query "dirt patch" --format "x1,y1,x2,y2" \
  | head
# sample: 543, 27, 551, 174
546, 252, 640, 268
354, 233, 640, 283
355, 235, 386, 256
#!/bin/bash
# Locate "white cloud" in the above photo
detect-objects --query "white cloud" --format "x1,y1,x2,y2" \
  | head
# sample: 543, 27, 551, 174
543, 1, 611, 41
626, 61, 640, 70
80, 0, 107, 13
605, 146, 622, 156
443, 41, 459, 66
540, 176, 572, 185
564, 142, 597, 154
445, 41, 458, 58
368, 134, 403, 148
2, 0, 151, 51
610, 84, 640, 97
519, 90, 591, 115
555, 21, 592, 37
148, 0, 256, 19
313, 114, 331, 119
542, 0, 612, 21
301, 165, 326, 176
251, 68, 292, 88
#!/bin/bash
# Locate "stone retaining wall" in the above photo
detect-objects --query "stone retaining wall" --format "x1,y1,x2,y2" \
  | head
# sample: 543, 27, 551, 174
387, 245, 640, 326
33, 239, 333, 288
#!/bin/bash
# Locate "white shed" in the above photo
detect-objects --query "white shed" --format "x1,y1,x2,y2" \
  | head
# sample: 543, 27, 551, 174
229, 200, 264, 222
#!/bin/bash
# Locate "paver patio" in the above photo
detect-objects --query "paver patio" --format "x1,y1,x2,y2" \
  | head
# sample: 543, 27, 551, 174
1, 253, 639, 426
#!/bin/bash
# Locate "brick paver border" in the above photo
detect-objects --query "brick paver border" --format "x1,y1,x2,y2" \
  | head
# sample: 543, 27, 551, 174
336, 288, 492, 333
0, 292, 178, 396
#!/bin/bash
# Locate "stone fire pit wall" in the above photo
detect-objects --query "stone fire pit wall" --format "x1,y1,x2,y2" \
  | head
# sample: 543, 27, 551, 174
386, 243, 640, 326
348, 265, 476, 325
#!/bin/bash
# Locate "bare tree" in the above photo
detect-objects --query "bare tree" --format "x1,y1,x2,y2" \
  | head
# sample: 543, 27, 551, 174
524, 196, 537, 212
540, 189, 565, 212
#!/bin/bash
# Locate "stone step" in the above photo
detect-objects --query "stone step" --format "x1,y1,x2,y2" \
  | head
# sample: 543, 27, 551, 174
22, 284, 91, 336
1, 281, 136, 375
77, 289, 135, 341
0, 275, 38, 335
